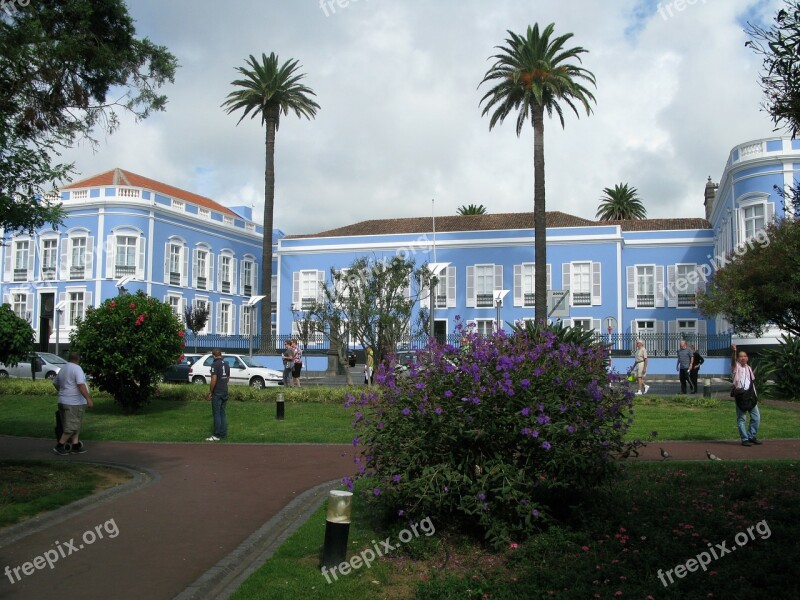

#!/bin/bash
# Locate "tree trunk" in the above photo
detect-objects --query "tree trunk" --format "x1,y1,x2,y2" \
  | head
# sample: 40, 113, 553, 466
532, 105, 547, 324
260, 119, 276, 352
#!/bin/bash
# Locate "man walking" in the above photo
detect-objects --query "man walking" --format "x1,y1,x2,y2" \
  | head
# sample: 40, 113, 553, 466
52, 352, 93, 455
281, 339, 294, 387
676, 340, 693, 395
206, 349, 230, 441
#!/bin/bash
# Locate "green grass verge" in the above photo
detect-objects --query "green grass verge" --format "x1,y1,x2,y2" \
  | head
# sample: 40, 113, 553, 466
233, 462, 800, 599
0, 460, 130, 528
0, 396, 354, 444
626, 394, 800, 441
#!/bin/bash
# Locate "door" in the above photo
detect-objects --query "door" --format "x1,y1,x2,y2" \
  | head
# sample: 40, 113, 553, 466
224, 355, 247, 386
39, 293, 55, 352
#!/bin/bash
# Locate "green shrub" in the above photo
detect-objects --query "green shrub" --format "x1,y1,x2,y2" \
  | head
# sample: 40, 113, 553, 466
346, 321, 634, 547
70, 291, 184, 412
0, 304, 34, 367
154, 383, 362, 403
0, 379, 111, 397
757, 334, 800, 400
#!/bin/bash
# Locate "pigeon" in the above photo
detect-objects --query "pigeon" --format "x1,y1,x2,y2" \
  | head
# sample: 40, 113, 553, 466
706, 450, 722, 461
660, 448, 671, 460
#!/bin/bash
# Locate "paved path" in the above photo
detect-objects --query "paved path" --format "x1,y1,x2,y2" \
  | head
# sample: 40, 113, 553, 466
0, 437, 354, 600
0, 430, 798, 600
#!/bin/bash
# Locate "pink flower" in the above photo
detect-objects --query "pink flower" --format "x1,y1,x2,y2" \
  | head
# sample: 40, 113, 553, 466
509, 543, 519, 550
582, 545, 590, 551
130, 303, 136, 309
110, 301, 116, 308
178, 330, 185, 338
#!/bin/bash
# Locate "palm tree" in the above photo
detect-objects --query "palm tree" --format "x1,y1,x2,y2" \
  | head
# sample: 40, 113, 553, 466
222, 53, 319, 349
479, 24, 596, 323
596, 183, 647, 220
457, 204, 488, 215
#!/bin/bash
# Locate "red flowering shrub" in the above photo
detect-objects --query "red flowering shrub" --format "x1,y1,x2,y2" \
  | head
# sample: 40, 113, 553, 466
70, 290, 184, 411
345, 320, 635, 546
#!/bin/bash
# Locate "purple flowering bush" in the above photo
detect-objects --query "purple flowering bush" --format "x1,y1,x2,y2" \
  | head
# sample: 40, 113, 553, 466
345, 322, 634, 546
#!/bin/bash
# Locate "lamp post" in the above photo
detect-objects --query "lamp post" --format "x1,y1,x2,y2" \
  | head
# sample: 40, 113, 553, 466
321, 489, 353, 570
604, 316, 617, 371
54, 301, 66, 357
492, 290, 509, 332
246, 295, 266, 357
427, 262, 449, 342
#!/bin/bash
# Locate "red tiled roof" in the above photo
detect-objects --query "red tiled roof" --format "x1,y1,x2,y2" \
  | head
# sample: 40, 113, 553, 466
286, 212, 710, 239
63, 168, 239, 217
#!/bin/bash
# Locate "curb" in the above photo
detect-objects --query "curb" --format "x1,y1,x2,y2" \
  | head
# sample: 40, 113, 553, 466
175, 478, 342, 600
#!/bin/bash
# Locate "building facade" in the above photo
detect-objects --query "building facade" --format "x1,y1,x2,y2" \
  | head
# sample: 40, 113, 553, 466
0, 169, 277, 351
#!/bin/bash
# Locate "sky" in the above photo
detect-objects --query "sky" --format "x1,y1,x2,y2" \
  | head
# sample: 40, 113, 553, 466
60, 0, 783, 236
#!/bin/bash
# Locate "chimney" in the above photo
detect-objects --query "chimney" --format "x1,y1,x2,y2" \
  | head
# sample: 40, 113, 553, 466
704, 176, 718, 222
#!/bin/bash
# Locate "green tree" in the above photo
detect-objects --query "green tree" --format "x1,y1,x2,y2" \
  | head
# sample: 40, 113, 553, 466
308, 256, 423, 370
698, 219, 800, 337
745, 1, 800, 135
479, 23, 596, 323
457, 204, 488, 215
0, 0, 178, 234
595, 183, 647, 220
222, 53, 320, 351
0, 304, 34, 367
70, 291, 184, 412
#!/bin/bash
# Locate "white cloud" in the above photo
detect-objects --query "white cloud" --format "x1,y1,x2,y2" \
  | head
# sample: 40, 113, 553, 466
59, 0, 786, 233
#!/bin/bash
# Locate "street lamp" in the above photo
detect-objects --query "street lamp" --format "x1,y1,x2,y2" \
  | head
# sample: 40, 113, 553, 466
493, 290, 509, 332
246, 295, 266, 357
116, 275, 134, 295
427, 262, 449, 342
54, 300, 66, 357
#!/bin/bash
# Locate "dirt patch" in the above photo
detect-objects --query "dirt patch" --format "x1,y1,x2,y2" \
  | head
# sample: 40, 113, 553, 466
90, 465, 134, 492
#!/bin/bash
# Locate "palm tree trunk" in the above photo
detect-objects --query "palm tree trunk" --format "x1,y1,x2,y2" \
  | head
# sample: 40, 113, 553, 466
261, 119, 276, 351
532, 105, 547, 323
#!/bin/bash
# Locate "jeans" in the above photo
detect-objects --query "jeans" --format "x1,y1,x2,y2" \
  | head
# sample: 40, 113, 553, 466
211, 392, 228, 438
679, 368, 691, 393
689, 369, 699, 393
283, 367, 292, 387
736, 404, 760, 441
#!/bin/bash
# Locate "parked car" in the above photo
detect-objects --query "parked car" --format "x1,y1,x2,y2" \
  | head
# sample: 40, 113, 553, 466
162, 354, 202, 384
0, 352, 66, 380
187, 353, 283, 388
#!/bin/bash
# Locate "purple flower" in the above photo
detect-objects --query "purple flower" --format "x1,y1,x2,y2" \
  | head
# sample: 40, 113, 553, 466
373, 487, 381, 496
352, 436, 360, 446
392, 474, 401, 483
521, 407, 531, 416
567, 425, 575, 434
434, 406, 443, 415
444, 390, 453, 398
402, 407, 411, 416
478, 492, 486, 500
532, 509, 540, 517
559, 405, 567, 413
541, 441, 551, 450
520, 378, 531, 389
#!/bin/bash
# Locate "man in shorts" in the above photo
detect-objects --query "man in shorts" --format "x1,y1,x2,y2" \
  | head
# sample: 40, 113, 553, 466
53, 352, 93, 455
634, 339, 650, 395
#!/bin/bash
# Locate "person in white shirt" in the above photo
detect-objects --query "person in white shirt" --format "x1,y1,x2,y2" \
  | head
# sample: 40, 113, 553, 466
731, 344, 761, 447
52, 352, 93, 455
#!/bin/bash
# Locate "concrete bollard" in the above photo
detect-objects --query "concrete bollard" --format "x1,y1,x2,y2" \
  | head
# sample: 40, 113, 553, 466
321, 490, 352, 570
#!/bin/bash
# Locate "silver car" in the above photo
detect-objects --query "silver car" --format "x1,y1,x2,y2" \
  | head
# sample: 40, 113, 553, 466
0, 352, 66, 380
187, 353, 283, 388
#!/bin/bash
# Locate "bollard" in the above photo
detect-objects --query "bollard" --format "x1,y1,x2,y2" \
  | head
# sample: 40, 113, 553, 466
276, 392, 285, 420
703, 378, 711, 398
321, 490, 352, 570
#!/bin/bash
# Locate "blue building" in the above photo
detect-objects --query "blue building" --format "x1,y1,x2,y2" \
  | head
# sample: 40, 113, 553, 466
1, 168, 278, 351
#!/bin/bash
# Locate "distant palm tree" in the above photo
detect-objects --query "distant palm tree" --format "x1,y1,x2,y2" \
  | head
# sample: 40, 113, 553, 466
596, 183, 647, 220
479, 24, 596, 323
222, 53, 319, 349
457, 204, 488, 215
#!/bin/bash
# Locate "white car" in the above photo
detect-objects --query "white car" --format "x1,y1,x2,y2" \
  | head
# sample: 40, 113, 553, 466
187, 353, 283, 388
0, 352, 66, 380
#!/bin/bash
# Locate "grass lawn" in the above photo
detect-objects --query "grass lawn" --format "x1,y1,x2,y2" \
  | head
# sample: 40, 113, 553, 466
232, 462, 800, 599
0, 396, 354, 444
0, 460, 132, 528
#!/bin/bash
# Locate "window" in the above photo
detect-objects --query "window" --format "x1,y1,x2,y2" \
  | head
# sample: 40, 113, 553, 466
115, 236, 137, 277
240, 304, 252, 336
627, 265, 664, 308
165, 295, 184, 321
165, 241, 187, 287
514, 264, 552, 307
631, 319, 664, 356
292, 319, 325, 346
668, 319, 708, 354
217, 302, 234, 335
241, 259, 254, 296
193, 247, 214, 291
420, 266, 456, 309
12, 293, 27, 320
271, 275, 277, 313
293, 270, 324, 310
41, 239, 58, 280
70, 237, 87, 279
13, 240, 30, 281
743, 204, 765, 240
193, 298, 211, 334
572, 318, 601, 332
218, 253, 235, 294
466, 264, 502, 308
737, 201, 775, 244
562, 262, 601, 306
468, 319, 496, 336
68, 291, 85, 326
667, 264, 703, 308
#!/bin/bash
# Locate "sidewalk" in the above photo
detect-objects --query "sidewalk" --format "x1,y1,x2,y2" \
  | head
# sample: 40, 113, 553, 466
0, 431, 798, 600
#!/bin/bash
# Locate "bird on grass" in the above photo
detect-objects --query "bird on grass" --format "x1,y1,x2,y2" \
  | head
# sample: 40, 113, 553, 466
706, 450, 722, 461
659, 448, 671, 460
